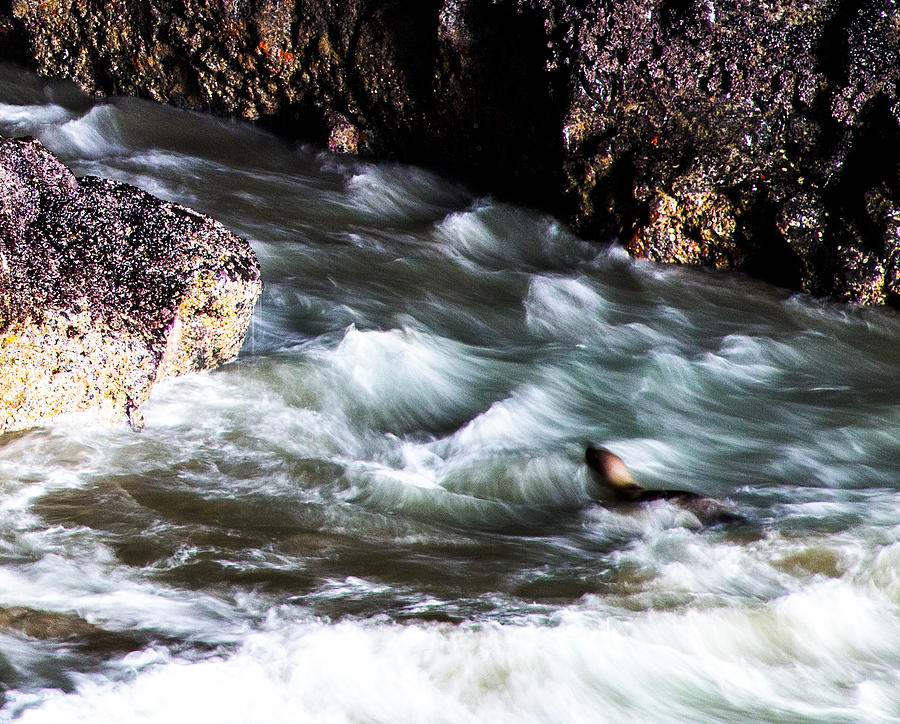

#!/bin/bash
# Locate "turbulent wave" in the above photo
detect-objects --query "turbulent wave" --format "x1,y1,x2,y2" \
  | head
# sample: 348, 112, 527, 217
9, 575, 900, 723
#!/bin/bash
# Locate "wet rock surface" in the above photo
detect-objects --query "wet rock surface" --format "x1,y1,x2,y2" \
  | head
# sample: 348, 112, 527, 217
1, 0, 900, 305
0, 135, 262, 432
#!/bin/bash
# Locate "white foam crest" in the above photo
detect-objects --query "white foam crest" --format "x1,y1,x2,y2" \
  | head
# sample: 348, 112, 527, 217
630, 530, 795, 600
523, 275, 611, 338
40, 104, 128, 160
766, 579, 900, 700
0, 550, 249, 643
785, 290, 900, 340
762, 416, 900, 490
0, 424, 139, 533
596, 527, 891, 619
348, 456, 442, 493
434, 202, 599, 271
68, 149, 215, 204
136, 365, 363, 466
622, 348, 799, 467
437, 452, 589, 508
631, 350, 713, 425
345, 163, 469, 223
331, 430, 596, 523
10, 601, 900, 724
447, 383, 587, 453
341, 459, 524, 529
700, 333, 790, 386
523, 275, 689, 355
310, 325, 512, 432
0, 370, 355, 508
135, 362, 563, 519
769, 442, 885, 490
577, 500, 704, 544
851, 541, 900, 601
0, 102, 74, 136
577, 580, 900, 715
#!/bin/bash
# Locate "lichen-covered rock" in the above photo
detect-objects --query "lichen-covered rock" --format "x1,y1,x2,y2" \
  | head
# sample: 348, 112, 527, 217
3, 1, 900, 305
627, 171, 741, 269
0, 135, 262, 432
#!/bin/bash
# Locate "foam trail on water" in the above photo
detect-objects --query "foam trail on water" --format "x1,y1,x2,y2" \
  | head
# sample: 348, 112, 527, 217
0, 103, 74, 135
9, 574, 900, 724
434, 201, 601, 271
309, 324, 516, 433
345, 164, 470, 224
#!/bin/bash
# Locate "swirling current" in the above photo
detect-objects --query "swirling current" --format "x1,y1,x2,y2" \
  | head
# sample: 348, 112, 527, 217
0, 64, 898, 723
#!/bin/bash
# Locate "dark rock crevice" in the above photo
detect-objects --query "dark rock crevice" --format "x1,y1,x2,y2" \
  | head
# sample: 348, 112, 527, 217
429, 1, 569, 208
0, 0, 27, 62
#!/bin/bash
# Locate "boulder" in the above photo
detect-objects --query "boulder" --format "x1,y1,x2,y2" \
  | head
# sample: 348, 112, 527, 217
3, 1, 900, 305
0, 135, 262, 433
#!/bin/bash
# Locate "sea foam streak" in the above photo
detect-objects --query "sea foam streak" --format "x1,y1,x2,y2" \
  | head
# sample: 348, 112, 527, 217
9, 580, 900, 723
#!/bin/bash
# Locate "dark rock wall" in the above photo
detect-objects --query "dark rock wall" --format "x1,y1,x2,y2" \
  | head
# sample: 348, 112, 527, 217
3, 0, 900, 305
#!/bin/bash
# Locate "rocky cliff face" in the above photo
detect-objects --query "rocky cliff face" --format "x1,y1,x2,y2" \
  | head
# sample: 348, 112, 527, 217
0, 136, 261, 432
2, 0, 899, 305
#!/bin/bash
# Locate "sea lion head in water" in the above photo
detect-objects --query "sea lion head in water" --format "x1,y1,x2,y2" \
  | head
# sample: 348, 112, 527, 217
585, 445, 645, 500
585, 444, 746, 525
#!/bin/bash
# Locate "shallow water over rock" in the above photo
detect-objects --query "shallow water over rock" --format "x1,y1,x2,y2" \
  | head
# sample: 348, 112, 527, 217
0, 64, 898, 722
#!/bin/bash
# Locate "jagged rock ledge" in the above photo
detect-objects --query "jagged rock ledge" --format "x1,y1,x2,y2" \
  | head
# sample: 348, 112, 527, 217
2, 0, 900, 305
0, 135, 262, 433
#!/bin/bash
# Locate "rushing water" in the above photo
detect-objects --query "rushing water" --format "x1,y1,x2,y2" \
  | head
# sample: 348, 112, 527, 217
0, 62, 898, 722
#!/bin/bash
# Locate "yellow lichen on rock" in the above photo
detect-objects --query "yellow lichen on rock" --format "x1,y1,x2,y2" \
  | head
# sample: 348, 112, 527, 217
0, 309, 156, 432
628, 173, 741, 270
158, 269, 262, 380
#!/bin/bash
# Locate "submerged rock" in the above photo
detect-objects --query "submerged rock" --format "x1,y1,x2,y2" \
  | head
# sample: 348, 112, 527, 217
3, 1, 900, 305
0, 136, 261, 433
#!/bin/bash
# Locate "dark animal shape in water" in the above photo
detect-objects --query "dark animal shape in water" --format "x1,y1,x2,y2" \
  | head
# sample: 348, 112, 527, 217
585, 445, 744, 526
